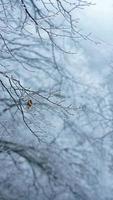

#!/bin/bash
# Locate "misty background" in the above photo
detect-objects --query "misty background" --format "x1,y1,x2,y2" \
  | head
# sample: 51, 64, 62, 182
0, 0, 113, 200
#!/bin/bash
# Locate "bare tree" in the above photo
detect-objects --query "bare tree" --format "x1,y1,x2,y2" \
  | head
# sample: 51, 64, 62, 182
0, 0, 94, 139
1, 1, 110, 200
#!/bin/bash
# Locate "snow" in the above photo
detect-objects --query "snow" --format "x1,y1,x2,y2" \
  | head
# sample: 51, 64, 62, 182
0, 0, 113, 199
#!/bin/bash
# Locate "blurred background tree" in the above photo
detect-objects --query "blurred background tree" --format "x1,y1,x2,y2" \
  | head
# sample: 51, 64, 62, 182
1, 1, 111, 200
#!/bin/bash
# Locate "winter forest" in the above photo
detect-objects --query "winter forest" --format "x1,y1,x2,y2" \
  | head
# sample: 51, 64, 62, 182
0, 0, 113, 199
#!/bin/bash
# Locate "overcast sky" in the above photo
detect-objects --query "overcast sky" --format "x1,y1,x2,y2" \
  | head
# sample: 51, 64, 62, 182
76, 0, 113, 82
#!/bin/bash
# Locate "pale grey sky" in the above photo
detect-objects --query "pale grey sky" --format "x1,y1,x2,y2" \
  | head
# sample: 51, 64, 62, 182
76, 0, 113, 80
